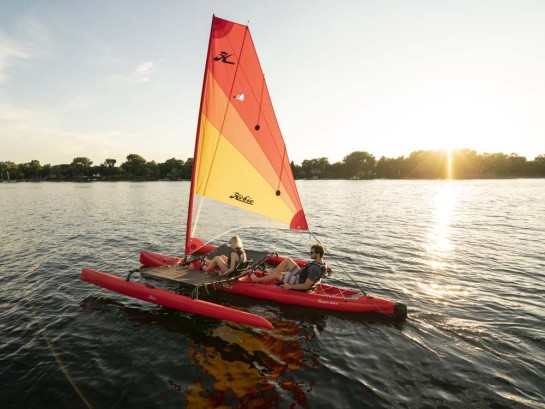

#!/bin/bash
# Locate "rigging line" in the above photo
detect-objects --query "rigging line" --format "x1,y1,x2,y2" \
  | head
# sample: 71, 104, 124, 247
23, 284, 92, 408
308, 231, 367, 296
191, 194, 205, 245
199, 225, 264, 249
276, 145, 288, 193
256, 74, 265, 127
187, 224, 265, 256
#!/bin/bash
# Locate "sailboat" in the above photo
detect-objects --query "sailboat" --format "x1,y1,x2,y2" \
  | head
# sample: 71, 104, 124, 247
81, 16, 407, 328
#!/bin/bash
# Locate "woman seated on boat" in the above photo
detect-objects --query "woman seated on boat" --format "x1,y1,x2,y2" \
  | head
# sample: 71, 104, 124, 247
250, 244, 326, 291
204, 235, 247, 276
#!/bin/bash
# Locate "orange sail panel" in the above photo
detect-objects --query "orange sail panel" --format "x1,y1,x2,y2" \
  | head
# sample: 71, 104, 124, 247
193, 16, 308, 232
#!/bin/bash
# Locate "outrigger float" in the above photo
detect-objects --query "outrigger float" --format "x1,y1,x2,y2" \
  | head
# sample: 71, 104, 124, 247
81, 16, 407, 328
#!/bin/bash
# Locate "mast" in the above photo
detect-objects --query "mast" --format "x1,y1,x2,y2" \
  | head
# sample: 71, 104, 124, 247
185, 15, 216, 255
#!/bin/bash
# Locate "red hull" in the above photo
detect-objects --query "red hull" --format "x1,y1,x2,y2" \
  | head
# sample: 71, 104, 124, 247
139, 250, 406, 320
222, 276, 397, 315
80, 268, 273, 329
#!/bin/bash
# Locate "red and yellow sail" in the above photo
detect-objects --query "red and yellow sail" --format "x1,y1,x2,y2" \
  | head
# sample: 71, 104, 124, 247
186, 16, 308, 253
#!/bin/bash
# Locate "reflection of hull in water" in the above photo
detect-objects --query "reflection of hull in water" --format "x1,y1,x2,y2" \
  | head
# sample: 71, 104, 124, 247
140, 250, 408, 321
81, 295, 320, 407
80, 268, 273, 329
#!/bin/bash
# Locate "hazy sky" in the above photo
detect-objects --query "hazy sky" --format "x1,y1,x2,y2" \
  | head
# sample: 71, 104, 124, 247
1, 0, 544, 166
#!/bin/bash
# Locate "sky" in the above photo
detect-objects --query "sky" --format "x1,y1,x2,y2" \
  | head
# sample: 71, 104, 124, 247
1, 0, 545, 166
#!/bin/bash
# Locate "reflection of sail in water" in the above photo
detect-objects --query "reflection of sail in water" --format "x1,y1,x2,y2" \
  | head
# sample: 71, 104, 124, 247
183, 317, 324, 407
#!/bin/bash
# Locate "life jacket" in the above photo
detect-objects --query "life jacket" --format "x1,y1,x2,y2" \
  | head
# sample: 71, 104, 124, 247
283, 261, 327, 289
227, 248, 247, 270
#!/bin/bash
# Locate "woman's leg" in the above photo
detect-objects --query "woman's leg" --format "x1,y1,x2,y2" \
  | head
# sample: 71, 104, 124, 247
205, 255, 228, 272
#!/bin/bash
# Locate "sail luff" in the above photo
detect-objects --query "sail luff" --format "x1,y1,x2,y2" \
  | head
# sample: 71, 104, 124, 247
185, 15, 216, 255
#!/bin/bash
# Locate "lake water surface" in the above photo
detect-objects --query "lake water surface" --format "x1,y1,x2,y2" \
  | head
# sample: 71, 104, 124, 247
1, 180, 544, 408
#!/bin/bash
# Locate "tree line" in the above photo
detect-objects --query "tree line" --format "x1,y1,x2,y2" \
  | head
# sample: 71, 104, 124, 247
1, 150, 545, 182
294, 150, 545, 179
0, 154, 192, 182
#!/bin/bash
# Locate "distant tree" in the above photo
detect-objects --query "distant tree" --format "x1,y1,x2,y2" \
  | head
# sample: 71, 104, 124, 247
146, 160, 160, 180
70, 157, 93, 179
507, 153, 526, 176
301, 157, 331, 179
404, 150, 448, 179
121, 154, 147, 178
181, 158, 193, 180
532, 155, 545, 176
0, 161, 18, 181
98, 158, 118, 179
451, 149, 478, 179
159, 158, 185, 180
41, 164, 52, 180
329, 162, 344, 179
480, 153, 509, 177
290, 161, 302, 179
342, 151, 376, 178
376, 156, 405, 178
28, 160, 42, 179
104, 158, 117, 168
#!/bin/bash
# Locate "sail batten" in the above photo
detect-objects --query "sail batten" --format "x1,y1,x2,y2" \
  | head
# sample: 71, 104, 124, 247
186, 16, 308, 253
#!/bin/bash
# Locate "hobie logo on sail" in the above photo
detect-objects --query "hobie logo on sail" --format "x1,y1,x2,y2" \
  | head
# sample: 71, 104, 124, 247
213, 51, 235, 65
230, 192, 254, 205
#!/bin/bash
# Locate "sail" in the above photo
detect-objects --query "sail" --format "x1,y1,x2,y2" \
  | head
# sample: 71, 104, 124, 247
186, 16, 308, 254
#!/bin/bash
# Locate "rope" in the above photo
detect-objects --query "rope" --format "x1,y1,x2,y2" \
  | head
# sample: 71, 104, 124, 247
186, 225, 260, 256
308, 231, 367, 296
307, 232, 397, 315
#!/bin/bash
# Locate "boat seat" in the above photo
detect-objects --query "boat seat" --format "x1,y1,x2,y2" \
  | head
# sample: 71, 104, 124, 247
234, 260, 252, 273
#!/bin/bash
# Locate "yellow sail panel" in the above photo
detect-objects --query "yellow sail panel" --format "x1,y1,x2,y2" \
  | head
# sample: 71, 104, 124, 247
195, 116, 295, 224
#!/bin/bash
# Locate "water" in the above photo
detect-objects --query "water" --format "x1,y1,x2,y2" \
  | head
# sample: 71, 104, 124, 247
1, 180, 544, 408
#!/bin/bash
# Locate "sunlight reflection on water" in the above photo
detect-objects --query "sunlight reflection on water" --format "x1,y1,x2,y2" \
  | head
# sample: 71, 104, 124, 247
424, 182, 457, 265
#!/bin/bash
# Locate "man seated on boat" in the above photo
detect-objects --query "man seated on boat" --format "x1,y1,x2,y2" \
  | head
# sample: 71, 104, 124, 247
250, 244, 326, 291
203, 235, 247, 276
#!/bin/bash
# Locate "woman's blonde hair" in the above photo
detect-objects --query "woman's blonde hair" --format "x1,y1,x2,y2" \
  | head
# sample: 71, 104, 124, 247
229, 235, 243, 249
